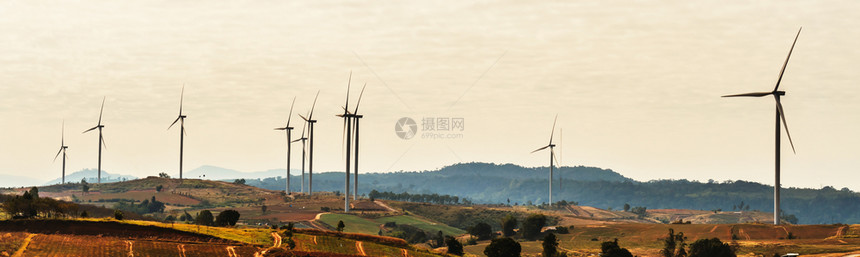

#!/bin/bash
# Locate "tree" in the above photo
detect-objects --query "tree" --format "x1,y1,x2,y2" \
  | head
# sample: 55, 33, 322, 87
623, 203, 631, 212
522, 214, 547, 240
337, 220, 345, 232
156, 185, 163, 192
180, 211, 193, 222
195, 210, 214, 226
483, 237, 521, 257
601, 239, 633, 257
215, 210, 241, 226
688, 238, 735, 257
446, 236, 464, 256
165, 215, 176, 222
542, 233, 559, 257
114, 210, 124, 220
81, 181, 89, 194
158, 172, 170, 178
662, 228, 686, 257
469, 222, 493, 240
233, 179, 246, 185
261, 204, 267, 213
501, 215, 518, 237
80, 210, 89, 218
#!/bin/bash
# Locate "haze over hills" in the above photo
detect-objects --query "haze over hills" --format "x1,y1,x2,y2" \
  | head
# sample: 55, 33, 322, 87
23, 162, 860, 224
41, 169, 137, 186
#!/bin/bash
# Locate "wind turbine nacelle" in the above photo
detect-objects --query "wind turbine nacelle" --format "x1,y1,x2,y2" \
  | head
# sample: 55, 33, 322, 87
774, 91, 786, 96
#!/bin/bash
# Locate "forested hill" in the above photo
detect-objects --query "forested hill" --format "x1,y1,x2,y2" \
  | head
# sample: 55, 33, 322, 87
243, 162, 860, 225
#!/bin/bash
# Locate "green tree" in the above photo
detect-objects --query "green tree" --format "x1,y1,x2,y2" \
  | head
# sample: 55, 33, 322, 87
337, 220, 345, 232
195, 210, 214, 226
662, 228, 686, 257
114, 210, 124, 220
469, 222, 493, 240
601, 239, 633, 257
445, 235, 464, 256
80, 210, 89, 218
542, 233, 558, 257
484, 237, 521, 257
501, 215, 518, 237
156, 185, 163, 192
215, 210, 241, 226
158, 172, 170, 178
522, 214, 547, 240
623, 203, 631, 212
688, 238, 735, 257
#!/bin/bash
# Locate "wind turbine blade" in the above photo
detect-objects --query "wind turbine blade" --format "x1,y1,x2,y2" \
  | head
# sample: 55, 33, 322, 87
549, 115, 558, 144
61, 120, 65, 145
54, 147, 63, 162
531, 145, 550, 153
168, 116, 181, 130
345, 71, 352, 112
774, 27, 802, 92
274, 127, 287, 130
299, 114, 309, 122
354, 83, 366, 114
183, 126, 187, 136
341, 118, 347, 159
551, 148, 560, 167
83, 126, 99, 133
309, 90, 320, 120
98, 97, 105, 125
776, 98, 796, 154
722, 92, 773, 97
100, 134, 107, 150
287, 96, 296, 127
179, 85, 185, 116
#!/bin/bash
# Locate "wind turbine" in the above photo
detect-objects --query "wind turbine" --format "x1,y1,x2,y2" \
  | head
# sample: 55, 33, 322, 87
299, 91, 320, 196
531, 115, 559, 205
275, 97, 297, 195
83, 97, 107, 183
168, 86, 187, 180
336, 73, 353, 212
722, 27, 801, 225
54, 121, 69, 184
352, 84, 366, 201
291, 119, 308, 193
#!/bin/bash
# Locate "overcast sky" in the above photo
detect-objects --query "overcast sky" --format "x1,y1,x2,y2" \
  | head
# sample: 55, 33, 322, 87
1, 1, 858, 190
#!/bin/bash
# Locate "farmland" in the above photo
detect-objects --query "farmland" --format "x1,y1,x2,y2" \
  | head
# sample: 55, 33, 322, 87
318, 213, 466, 237
0, 219, 446, 257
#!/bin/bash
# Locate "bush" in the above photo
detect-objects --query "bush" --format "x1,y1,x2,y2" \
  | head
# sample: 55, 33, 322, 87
501, 215, 518, 237
522, 214, 547, 240
215, 210, 240, 226
555, 226, 569, 234
468, 222, 493, 240
194, 210, 214, 226
484, 237, 521, 257
543, 233, 558, 257
337, 220, 345, 232
114, 210, 124, 220
445, 236, 464, 255
688, 238, 736, 257
601, 239, 633, 257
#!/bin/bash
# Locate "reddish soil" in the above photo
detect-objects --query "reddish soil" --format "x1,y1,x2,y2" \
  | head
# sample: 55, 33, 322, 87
0, 220, 237, 244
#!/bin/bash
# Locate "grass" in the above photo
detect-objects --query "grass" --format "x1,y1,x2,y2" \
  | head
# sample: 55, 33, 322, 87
319, 213, 465, 237
92, 218, 274, 246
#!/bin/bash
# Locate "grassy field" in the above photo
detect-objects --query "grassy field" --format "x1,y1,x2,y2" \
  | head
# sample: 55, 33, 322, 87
319, 213, 466, 237
463, 223, 860, 257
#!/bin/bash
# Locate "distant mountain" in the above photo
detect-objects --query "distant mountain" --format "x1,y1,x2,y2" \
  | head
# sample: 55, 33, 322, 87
185, 165, 289, 180
43, 169, 137, 185
238, 162, 860, 225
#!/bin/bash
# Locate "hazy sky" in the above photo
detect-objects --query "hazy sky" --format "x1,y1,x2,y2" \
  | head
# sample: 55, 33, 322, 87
1, 1, 859, 190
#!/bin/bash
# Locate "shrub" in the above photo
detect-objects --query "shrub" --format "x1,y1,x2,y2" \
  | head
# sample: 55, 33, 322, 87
445, 235, 464, 255
688, 238, 736, 257
194, 210, 214, 226
114, 210, 124, 220
215, 210, 240, 226
484, 237, 521, 257
522, 214, 547, 240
